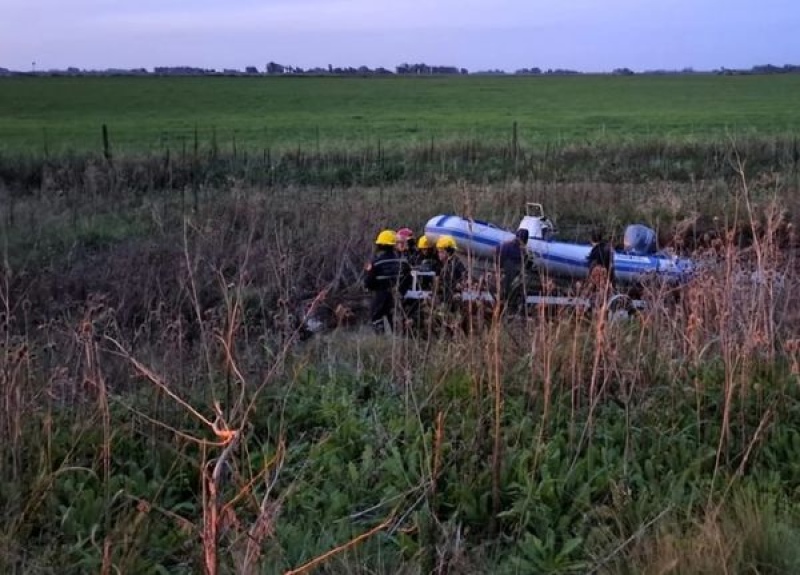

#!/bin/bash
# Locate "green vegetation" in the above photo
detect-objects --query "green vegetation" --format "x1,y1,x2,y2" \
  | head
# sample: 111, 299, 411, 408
2, 75, 800, 154
7, 338, 800, 574
2, 76, 800, 573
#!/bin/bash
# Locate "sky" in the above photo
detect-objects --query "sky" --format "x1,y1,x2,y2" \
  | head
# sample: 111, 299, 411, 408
1, 0, 798, 73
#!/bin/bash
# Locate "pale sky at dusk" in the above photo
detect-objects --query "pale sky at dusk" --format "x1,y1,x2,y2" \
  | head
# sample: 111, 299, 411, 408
1, 0, 798, 72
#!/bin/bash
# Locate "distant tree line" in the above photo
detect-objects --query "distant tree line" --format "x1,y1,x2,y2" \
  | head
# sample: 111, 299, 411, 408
2, 62, 800, 78
395, 63, 467, 75
514, 67, 582, 75
265, 62, 394, 75
720, 64, 800, 75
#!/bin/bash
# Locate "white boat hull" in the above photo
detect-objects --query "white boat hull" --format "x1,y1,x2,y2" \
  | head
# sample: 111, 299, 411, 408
424, 214, 695, 285
424, 214, 516, 260
527, 238, 694, 285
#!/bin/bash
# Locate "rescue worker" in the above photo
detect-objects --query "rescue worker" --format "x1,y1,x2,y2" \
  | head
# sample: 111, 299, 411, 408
364, 229, 411, 334
435, 235, 467, 308
495, 228, 530, 310
586, 228, 616, 294
402, 234, 440, 335
396, 227, 421, 266
415, 235, 440, 290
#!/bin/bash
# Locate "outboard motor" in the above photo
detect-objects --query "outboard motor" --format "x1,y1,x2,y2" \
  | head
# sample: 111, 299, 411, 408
623, 224, 657, 255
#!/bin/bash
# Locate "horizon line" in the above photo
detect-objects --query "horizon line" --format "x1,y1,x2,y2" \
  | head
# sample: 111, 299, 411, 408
3, 61, 800, 76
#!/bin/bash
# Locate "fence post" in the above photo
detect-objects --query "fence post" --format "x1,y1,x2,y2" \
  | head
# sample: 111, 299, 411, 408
512, 121, 519, 164
102, 124, 112, 163
193, 125, 200, 213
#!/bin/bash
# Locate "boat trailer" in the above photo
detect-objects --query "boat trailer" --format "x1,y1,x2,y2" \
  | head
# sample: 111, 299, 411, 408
403, 270, 647, 319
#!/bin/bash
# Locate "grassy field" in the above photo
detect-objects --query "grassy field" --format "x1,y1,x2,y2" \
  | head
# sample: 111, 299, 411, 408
2, 74, 800, 154
3, 170, 800, 573
3, 74, 800, 573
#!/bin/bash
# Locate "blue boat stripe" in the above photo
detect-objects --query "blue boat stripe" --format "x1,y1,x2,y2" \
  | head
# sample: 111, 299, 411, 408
426, 226, 504, 248
426, 226, 690, 278
534, 251, 682, 275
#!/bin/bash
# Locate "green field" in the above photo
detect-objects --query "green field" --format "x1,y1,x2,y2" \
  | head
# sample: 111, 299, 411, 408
4, 73, 800, 574
1, 75, 800, 154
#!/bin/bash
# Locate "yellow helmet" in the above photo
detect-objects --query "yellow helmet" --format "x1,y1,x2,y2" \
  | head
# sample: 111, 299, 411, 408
436, 235, 457, 251
417, 235, 432, 250
375, 229, 397, 246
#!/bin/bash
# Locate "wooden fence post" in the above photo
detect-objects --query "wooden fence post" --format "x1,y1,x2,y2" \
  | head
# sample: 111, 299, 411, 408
512, 121, 519, 164
102, 124, 112, 163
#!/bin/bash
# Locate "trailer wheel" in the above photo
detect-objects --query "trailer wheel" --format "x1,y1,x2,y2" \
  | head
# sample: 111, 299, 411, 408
606, 294, 637, 322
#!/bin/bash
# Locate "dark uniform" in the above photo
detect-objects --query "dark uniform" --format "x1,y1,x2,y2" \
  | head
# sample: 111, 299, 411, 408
364, 249, 411, 333
586, 230, 616, 302
400, 241, 440, 335
415, 252, 441, 290
397, 229, 420, 267
405, 245, 422, 268
495, 229, 530, 308
438, 255, 467, 309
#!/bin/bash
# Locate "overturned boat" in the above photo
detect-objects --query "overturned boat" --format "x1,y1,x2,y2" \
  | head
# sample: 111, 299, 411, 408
424, 203, 696, 286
